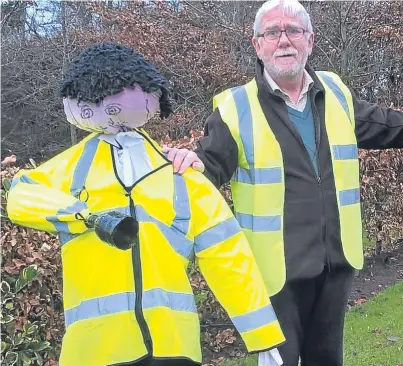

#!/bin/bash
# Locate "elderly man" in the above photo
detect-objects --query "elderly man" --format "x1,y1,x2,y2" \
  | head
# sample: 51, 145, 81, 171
164, 0, 403, 365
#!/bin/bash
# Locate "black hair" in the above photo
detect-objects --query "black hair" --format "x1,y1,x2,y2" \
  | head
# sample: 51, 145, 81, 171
60, 43, 172, 119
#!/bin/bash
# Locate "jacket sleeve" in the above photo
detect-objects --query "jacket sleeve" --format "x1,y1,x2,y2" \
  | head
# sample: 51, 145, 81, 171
195, 109, 239, 188
185, 170, 285, 353
7, 152, 90, 235
354, 97, 403, 149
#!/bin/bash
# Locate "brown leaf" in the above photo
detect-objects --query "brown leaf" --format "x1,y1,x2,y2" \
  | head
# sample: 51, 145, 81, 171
354, 298, 368, 305
12, 258, 26, 268
4, 264, 19, 275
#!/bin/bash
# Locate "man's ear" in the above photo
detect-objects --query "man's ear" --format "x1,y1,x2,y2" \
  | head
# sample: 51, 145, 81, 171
252, 36, 261, 58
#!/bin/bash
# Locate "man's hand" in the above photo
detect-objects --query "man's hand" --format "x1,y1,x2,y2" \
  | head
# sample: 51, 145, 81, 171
162, 146, 205, 175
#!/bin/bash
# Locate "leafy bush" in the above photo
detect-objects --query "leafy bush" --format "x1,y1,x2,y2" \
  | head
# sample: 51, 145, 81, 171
1, 265, 50, 366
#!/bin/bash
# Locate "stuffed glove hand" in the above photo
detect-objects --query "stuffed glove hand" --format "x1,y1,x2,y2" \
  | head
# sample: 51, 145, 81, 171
258, 348, 283, 366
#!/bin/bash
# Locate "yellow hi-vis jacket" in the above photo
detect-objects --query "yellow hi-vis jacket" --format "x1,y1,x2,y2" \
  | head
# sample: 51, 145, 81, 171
7, 129, 285, 366
213, 72, 363, 296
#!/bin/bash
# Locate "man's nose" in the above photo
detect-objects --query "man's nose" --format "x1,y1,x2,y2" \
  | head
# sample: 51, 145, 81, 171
278, 32, 292, 47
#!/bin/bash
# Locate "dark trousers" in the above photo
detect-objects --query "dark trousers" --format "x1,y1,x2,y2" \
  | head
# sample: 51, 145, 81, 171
129, 357, 197, 366
271, 266, 354, 366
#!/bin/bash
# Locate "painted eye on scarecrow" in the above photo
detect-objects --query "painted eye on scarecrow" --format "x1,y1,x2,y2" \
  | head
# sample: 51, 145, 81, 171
80, 105, 93, 119
105, 104, 122, 116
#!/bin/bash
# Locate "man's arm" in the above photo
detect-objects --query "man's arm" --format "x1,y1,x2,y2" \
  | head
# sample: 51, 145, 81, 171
184, 169, 285, 353
163, 109, 238, 188
354, 98, 403, 149
195, 109, 239, 188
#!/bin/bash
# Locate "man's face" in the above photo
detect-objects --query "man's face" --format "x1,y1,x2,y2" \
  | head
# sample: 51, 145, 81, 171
252, 7, 314, 80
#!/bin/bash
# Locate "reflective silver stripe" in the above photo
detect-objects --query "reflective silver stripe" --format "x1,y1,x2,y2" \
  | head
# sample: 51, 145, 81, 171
134, 175, 192, 258
136, 206, 193, 259
233, 167, 282, 184
195, 217, 240, 253
142, 288, 196, 313
71, 137, 100, 197
64, 289, 196, 327
339, 188, 360, 206
65, 292, 135, 327
173, 175, 190, 235
10, 175, 38, 189
231, 304, 278, 333
317, 72, 351, 123
333, 144, 358, 160
231, 86, 255, 166
59, 232, 80, 245
236, 212, 281, 232
46, 201, 88, 233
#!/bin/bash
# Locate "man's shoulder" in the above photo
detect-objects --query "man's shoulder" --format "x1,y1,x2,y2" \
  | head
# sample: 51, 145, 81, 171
214, 78, 257, 107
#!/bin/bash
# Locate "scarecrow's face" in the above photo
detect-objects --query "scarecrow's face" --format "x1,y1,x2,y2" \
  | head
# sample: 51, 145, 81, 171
63, 86, 161, 134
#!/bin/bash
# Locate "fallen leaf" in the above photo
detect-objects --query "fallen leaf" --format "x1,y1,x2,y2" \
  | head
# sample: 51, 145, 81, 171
4, 265, 19, 275
353, 297, 368, 305
12, 258, 26, 268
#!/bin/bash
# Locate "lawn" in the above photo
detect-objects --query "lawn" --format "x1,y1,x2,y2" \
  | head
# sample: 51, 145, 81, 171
221, 281, 403, 366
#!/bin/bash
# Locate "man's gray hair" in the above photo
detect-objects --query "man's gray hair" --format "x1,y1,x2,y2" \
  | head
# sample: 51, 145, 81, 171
253, 0, 313, 36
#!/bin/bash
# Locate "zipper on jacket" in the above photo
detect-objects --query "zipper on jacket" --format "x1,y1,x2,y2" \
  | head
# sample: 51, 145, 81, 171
312, 98, 331, 272
130, 197, 153, 354
109, 144, 170, 355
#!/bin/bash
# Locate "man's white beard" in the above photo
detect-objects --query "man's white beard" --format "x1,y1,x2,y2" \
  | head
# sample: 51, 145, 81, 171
262, 49, 309, 79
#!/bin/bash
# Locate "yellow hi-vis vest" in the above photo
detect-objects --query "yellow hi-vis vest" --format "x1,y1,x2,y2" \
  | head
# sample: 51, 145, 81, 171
7, 129, 285, 366
213, 72, 364, 296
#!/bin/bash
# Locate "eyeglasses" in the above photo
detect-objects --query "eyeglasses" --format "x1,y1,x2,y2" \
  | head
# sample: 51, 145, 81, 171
257, 27, 307, 42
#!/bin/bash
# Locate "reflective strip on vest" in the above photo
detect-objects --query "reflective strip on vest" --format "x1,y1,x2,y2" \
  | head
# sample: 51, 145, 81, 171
339, 188, 360, 206
64, 289, 197, 327
136, 174, 193, 258
46, 201, 88, 233
231, 86, 254, 164
136, 208, 193, 259
173, 175, 190, 235
71, 138, 100, 197
231, 304, 278, 333
234, 167, 282, 184
333, 144, 358, 160
317, 72, 351, 123
229, 84, 283, 186
230, 84, 282, 234
235, 213, 282, 232
10, 175, 38, 189
59, 232, 80, 245
194, 217, 240, 253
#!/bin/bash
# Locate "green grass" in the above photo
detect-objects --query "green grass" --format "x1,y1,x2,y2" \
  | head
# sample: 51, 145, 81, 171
344, 281, 403, 366
221, 282, 403, 366
363, 231, 376, 250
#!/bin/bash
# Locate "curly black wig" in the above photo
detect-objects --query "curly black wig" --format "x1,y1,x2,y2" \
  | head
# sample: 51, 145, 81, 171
60, 43, 173, 119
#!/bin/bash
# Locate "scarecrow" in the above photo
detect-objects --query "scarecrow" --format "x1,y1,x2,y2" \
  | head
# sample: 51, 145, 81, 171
7, 43, 284, 366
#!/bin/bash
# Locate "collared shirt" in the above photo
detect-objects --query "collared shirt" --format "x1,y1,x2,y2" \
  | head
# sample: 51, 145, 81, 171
98, 131, 153, 188
264, 68, 314, 112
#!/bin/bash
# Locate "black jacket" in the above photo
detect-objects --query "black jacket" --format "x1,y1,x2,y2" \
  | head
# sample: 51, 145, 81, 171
195, 60, 403, 282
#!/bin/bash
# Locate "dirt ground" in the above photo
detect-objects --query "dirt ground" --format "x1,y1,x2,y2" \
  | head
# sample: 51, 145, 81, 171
201, 244, 403, 365
349, 244, 403, 304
